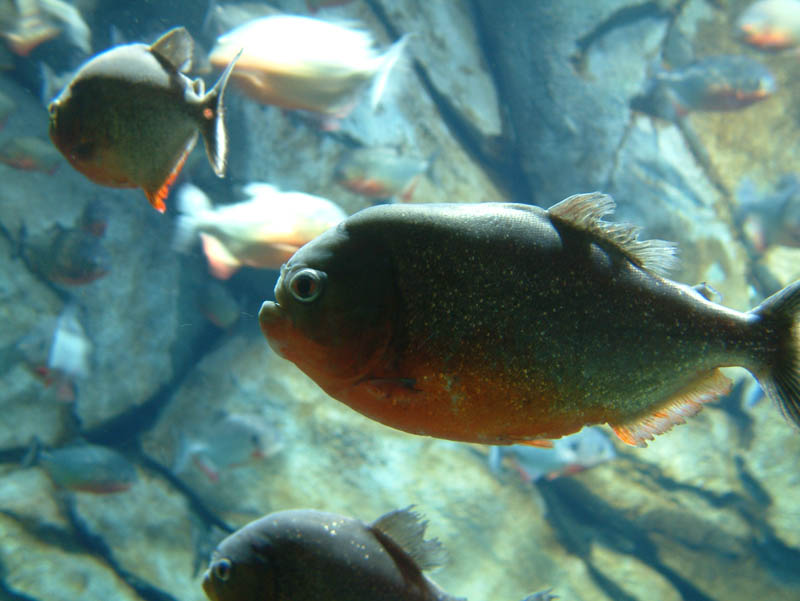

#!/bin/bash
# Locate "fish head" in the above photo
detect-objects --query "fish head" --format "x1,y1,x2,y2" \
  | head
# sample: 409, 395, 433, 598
203, 524, 276, 601
47, 83, 105, 177
259, 221, 396, 394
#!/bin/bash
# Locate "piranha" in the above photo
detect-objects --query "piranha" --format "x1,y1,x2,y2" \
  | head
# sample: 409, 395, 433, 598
174, 182, 347, 279
259, 193, 800, 447
208, 15, 406, 125
636, 55, 776, 121
487, 426, 616, 483
174, 411, 281, 483
737, 0, 800, 49
202, 506, 555, 601
47, 27, 240, 213
29, 440, 137, 494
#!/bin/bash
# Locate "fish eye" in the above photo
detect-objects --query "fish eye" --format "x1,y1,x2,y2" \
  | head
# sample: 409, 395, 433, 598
288, 268, 326, 303
213, 558, 233, 582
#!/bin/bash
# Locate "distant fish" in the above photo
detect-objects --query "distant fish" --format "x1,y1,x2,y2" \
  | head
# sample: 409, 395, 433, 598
259, 193, 800, 447
174, 412, 281, 482
23, 225, 110, 287
209, 15, 407, 127
30, 440, 137, 494
203, 506, 556, 601
48, 27, 240, 213
16, 304, 91, 402
0, 0, 90, 55
0, 8, 60, 56
488, 427, 616, 483
198, 280, 241, 329
636, 55, 776, 121
38, 0, 92, 54
0, 90, 15, 129
174, 182, 347, 279
736, 175, 800, 253
0, 136, 62, 173
334, 147, 436, 202
737, 0, 800, 49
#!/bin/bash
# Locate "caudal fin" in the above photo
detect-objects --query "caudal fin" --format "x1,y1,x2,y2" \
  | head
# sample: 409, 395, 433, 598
199, 49, 242, 177
750, 280, 800, 427
370, 35, 409, 110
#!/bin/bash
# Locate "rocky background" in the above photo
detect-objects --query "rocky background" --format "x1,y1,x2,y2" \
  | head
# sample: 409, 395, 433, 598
1, 1, 799, 600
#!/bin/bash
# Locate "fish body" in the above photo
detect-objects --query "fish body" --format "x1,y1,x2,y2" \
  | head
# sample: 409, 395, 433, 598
736, 175, 800, 253
204, 506, 551, 601
48, 27, 239, 213
174, 412, 280, 482
0, 136, 62, 173
335, 147, 434, 201
175, 182, 347, 279
24, 224, 110, 285
37, 443, 137, 493
209, 15, 406, 118
199, 280, 241, 328
16, 304, 91, 401
488, 426, 616, 483
639, 55, 776, 120
259, 194, 800, 447
737, 0, 800, 49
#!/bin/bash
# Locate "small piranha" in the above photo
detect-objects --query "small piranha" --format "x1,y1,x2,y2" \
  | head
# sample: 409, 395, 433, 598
198, 280, 241, 329
30, 440, 137, 494
174, 412, 281, 483
0, 0, 90, 55
174, 182, 347, 279
736, 175, 800, 254
258, 193, 800, 447
0, 136, 62, 173
16, 304, 91, 402
47, 27, 240, 213
203, 506, 555, 601
334, 146, 437, 202
0, 9, 60, 56
0, 90, 15, 129
736, 0, 800, 50
635, 55, 776, 121
208, 15, 407, 125
488, 426, 616, 483
23, 224, 111, 286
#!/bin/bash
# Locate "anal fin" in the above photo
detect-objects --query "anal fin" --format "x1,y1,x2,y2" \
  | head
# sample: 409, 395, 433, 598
611, 369, 732, 447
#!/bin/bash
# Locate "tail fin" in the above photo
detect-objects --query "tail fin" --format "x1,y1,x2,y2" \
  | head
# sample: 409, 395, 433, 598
750, 280, 800, 427
173, 183, 212, 252
199, 49, 242, 177
370, 35, 409, 110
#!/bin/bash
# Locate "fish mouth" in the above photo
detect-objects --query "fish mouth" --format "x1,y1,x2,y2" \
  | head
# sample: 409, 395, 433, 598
201, 571, 218, 601
258, 300, 288, 356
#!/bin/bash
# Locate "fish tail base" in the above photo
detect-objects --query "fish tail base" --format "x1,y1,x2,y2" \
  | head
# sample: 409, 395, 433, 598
751, 280, 800, 428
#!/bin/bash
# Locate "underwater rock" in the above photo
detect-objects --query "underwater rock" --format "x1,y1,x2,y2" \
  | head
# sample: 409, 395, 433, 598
143, 333, 612, 601
371, 0, 503, 141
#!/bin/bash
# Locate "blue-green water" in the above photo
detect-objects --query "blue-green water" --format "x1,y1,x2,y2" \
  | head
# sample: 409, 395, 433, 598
1, 1, 799, 601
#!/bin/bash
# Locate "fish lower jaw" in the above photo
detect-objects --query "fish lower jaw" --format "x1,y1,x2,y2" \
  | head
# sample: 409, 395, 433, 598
258, 301, 288, 357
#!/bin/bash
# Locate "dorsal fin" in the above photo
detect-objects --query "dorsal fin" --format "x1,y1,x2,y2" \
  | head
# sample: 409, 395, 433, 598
150, 27, 193, 73
547, 192, 679, 277
371, 506, 446, 571
610, 368, 732, 447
